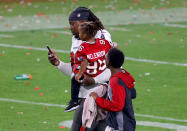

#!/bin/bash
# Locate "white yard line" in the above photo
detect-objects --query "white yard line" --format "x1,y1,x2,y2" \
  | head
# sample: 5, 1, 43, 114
0, 34, 14, 38
0, 98, 66, 108
126, 57, 187, 67
1, 43, 187, 67
0, 97, 187, 123
137, 121, 187, 131
135, 114, 187, 123
59, 120, 187, 131
164, 23, 187, 28
108, 27, 131, 31
47, 30, 72, 35
0, 43, 69, 53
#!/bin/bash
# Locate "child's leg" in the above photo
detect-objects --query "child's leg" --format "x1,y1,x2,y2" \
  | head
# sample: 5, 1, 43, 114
71, 76, 81, 102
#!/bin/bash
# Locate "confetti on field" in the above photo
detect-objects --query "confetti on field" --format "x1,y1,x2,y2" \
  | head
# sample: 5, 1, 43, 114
45, 107, 48, 111
64, 90, 68, 93
180, 39, 184, 42
25, 52, 30, 56
40, 93, 44, 96
133, 0, 138, 5
28, 48, 33, 50
37, 12, 45, 17
10, 106, 14, 110
59, 126, 66, 129
145, 72, 151, 76
42, 121, 47, 124
36, 58, 40, 62
45, 16, 50, 19
34, 87, 39, 90
5, 24, 9, 28
26, 82, 30, 85
149, 31, 153, 35
53, 33, 57, 37
17, 112, 23, 115
168, 33, 172, 36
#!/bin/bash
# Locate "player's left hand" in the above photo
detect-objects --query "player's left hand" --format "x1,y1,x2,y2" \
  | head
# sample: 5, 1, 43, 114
90, 92, 99, 100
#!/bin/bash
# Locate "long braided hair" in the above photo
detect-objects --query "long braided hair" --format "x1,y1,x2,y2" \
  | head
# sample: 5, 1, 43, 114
76, 7, 104, 30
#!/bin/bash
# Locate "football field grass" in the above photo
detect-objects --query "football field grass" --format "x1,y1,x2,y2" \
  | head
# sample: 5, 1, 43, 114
0, 0, 187, 131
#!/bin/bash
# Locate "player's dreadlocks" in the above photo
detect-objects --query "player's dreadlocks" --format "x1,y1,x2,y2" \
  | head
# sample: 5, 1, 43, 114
69, 7, 104, 30
86, 8, 104, 30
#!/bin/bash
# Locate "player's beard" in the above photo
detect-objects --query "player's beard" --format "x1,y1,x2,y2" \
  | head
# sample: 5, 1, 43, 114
70, 30, 80, 39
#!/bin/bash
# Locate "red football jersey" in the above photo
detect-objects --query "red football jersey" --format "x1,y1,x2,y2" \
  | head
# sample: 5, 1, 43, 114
74, 38, 112, 77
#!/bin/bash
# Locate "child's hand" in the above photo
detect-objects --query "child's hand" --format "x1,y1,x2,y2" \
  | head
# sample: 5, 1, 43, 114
75, 73, 82, 82
90, 92, 99, 100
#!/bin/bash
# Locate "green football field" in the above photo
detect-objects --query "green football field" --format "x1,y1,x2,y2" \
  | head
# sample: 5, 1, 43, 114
0, 0, 187, 131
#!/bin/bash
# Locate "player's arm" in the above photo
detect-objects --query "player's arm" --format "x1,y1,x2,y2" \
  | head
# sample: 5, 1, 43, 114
75, 59, 88, 81
48, 48, 72, 76
91, 77, 126, 112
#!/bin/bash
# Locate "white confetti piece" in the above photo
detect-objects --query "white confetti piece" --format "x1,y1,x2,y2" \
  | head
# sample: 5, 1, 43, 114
36, 58, 40, 62
145, 72, 151, 76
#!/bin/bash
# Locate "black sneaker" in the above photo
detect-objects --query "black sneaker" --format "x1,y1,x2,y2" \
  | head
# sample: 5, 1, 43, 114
64, 100, 79, 112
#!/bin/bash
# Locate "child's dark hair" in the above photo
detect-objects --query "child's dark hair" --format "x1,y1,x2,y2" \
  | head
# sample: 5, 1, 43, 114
79, 22, 98, 39
107, 48, 125, 68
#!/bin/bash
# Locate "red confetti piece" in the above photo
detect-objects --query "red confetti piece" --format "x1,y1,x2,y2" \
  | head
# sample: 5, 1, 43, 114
45, 107, 48, 111
26, 82, 30, 85
34, 87, 39, 90
45, 16, 50, 19
168, 33, 172, 36
5, 24, 9, 27
1, 54, 5, 56
59, 126, 65, 129
133, 0, 138, 5
149, 31, 153, 35
53, 33, 57, 37
28, 48, 33, 50
40, 93, 44, 96
37, 12, 45, 17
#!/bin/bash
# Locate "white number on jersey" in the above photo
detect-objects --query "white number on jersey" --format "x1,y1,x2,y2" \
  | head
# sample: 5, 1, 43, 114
86, 59, 106, 75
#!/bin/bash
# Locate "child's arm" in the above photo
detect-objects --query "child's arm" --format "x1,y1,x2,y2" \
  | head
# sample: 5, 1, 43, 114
75, 59, 88, 82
